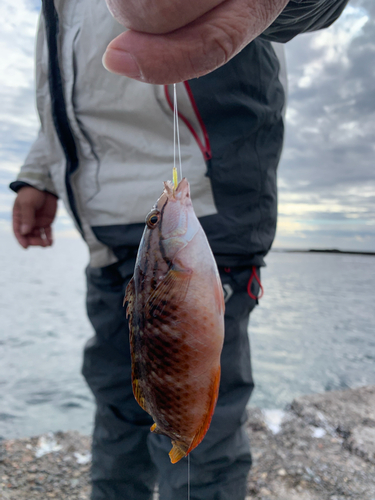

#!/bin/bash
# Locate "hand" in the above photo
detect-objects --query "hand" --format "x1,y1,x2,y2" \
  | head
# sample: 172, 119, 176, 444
12, 187, 58, 249
103, 0, 289, 84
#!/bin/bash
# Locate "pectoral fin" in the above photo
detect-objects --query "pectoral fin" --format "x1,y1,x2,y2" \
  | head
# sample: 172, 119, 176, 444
146, 267, 191, 318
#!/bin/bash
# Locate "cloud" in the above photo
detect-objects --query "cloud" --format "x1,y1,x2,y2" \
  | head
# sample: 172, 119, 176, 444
277, 0, 375, 250
0, 0, 79, 237
0, 0, 40, 171
0, 0, 373, 250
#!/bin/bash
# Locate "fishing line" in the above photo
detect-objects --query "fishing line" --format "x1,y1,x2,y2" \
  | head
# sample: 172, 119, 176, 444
188, 454, 191, 500
173, 83, 183, 188
173, 84, 189, 500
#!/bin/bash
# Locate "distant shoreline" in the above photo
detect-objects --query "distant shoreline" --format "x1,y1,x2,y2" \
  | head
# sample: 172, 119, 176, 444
273, 248, 375, 256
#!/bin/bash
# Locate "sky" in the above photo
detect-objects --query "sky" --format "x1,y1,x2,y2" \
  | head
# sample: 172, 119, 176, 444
0, 0, 374, 251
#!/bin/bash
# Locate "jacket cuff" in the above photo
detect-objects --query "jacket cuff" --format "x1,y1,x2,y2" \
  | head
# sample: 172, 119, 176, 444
10, 170, 58, 197
9, 180, 59, 198
9, 181, 33, 193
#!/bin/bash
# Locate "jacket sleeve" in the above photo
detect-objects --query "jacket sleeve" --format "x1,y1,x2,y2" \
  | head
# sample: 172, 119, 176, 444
9, 127, 58, 196
9, 12, 58, 197
260, 0, 349, 43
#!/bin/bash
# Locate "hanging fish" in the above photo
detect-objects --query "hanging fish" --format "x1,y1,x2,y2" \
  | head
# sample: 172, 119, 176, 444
124, 178, 225, 464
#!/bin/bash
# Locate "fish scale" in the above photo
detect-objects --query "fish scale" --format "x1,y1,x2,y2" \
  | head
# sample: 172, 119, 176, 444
125, 178, 225, 463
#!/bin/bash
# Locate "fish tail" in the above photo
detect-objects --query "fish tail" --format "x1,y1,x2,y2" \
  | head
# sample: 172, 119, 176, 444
169, 441, 188, 464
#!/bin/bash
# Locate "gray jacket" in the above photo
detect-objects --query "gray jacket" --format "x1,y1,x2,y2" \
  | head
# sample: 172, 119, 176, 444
11, 0, 348, 267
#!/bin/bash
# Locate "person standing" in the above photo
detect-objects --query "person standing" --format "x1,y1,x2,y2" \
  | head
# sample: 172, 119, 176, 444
11, 1, 349, 498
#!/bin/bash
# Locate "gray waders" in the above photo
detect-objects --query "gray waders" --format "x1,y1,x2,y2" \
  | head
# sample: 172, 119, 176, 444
82, 257, 259, 500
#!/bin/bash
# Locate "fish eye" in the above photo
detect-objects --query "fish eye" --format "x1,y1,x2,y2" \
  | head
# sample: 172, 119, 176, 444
146, 210, 160, 229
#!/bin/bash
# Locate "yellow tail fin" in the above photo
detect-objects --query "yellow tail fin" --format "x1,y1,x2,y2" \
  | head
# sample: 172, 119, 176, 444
169, 442, 188, 464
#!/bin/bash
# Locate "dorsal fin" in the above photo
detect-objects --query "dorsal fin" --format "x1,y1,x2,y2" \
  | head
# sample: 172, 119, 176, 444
132, 378, 148, 413
123, 277, 135, 313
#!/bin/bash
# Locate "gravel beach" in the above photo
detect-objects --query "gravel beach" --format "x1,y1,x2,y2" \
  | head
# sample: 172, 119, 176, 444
1, 385, 374, 500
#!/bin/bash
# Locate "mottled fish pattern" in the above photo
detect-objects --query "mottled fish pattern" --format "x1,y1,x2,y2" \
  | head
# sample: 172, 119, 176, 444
125, 178, 225, 463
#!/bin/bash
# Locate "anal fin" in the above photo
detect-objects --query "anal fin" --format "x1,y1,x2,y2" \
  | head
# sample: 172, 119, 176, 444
150, 423, 163, 434
132, 378, 147, 412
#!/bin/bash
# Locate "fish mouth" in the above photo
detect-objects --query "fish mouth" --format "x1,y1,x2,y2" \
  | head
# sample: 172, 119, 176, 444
154, 178, 190, 211
163, 178, 190, 200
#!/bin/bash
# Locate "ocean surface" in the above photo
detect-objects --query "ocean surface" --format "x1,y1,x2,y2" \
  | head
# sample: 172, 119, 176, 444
1, 232, 374, 439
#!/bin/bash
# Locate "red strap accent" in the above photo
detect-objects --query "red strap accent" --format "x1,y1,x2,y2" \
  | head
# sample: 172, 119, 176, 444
183, 82, 212, 160
247, 266, 264, 300
164, 84, 212, 161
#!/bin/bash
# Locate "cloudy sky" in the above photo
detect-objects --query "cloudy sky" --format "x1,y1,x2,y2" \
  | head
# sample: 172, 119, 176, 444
1, 0, 374, 250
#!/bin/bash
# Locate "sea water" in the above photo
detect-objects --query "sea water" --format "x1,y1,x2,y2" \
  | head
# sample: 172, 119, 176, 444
1, 233, 374, 438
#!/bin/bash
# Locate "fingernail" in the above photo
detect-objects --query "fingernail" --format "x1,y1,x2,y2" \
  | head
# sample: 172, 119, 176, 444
103, 49, 143, 79
21, 224, 30, 235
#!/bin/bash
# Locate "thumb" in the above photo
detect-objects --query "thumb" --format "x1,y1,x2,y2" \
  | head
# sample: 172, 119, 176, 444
13, 187, 45, 248
20, 203, 36, 235
15, 195, 38, 235
102, 21, 231, 84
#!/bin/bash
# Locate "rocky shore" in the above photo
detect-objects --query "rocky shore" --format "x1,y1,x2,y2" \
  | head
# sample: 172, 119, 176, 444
1, 385, 374, 500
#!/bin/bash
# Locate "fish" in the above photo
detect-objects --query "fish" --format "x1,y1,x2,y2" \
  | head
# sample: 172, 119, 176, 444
124, 178, 225, 464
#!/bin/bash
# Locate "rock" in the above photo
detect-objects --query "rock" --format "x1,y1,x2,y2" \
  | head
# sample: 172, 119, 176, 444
290, 385, 375, 433
246, 386, 375, 500
346, 425, 375, 464
1, 387, 375, 499
259, 487, 272, 495
0, 432, 91, 499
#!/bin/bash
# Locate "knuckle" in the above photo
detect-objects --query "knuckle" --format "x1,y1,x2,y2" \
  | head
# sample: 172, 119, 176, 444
205, 18, 246, 66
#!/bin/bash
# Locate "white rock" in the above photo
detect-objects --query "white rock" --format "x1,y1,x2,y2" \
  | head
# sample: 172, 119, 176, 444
312, 427, 326, 438
263, 409, 286, 434
74, 451, 92, 465
34, 433, 62, 458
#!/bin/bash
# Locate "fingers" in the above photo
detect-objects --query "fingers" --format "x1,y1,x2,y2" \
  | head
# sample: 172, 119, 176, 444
105, 0, 225, 34
13, 187, 43, 241
103, 0, 289, 84
26, 227, 53, 247
103, 7, 245, 83
42, 226, 53, 246
12, 192, 37, 248
13, 201, 29, 249
18, 201, 37, 237
12, 188, 56, 249
13, 207, 53, 248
